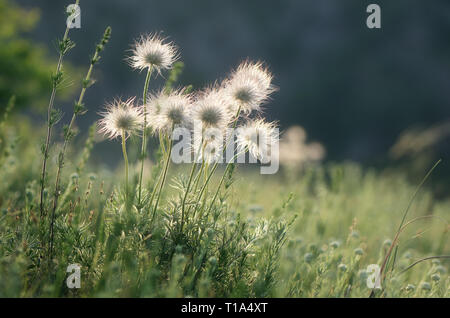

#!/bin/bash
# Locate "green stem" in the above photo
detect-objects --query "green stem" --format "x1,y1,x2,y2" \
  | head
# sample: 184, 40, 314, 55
122, 131, 129, 202
180, 158, 198, 232
369, 159, 442, 297
147, 162, 163, 215
189, 105, 242, 214
206, 151, 242, 214
40, 0, 80, 219
180, 138, 208, 231
151, 129, 174, 225
138, 67, 153, 208
49, 27, 110, 259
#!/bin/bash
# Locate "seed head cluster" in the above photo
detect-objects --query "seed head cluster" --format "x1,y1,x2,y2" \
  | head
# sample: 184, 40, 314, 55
100, 32, 279, 164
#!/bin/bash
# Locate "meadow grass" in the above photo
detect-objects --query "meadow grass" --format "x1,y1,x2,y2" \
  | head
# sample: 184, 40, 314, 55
0, 118, 448, 297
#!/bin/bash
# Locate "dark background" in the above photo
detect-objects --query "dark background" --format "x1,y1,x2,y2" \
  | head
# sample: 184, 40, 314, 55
10, 0, 450, 167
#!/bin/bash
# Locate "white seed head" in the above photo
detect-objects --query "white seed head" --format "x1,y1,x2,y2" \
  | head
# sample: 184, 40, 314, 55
129, 33, 179, 73
237, 119, 279, 162
193, 127, 224, 163
98, 97, 143, 140
146, 88, 193, 134
192, 88, 233, 130
224, 60, 276, 114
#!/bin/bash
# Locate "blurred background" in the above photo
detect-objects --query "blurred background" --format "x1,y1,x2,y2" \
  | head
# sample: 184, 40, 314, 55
1, 0, 449, 192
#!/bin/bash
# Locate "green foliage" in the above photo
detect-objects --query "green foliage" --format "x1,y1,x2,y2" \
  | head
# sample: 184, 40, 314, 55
0, 115, 448, 297
0, 0, 75, 112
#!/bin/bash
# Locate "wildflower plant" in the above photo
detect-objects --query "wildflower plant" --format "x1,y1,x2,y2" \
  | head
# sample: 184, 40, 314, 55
98, 97, 142, 202
129, 33, 180, 208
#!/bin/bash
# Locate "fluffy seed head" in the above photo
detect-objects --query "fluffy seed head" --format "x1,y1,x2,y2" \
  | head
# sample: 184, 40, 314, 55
192, 88, 232, 130
224, 60, 276, 114
146, 88, 193, 134
237, 119, 279, 162
193, 127, 224, 163
98, 97, 143, 140
129, 33, 179, 73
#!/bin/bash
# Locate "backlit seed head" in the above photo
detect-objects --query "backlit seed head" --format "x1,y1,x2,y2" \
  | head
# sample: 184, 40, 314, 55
146, 88, 193, 134
420, 282, 431, 291
236, 119, 279, 163
224, 60, 276, 114
98, 97, 143, 140
129, 33, 179, 73
193, 127, 224, 163
192, 88, 232, 129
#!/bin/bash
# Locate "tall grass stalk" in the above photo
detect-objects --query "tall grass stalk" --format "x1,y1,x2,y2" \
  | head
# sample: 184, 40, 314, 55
370, 159, 442, 297
39, 0, 79, 219
48, 27, 111, 260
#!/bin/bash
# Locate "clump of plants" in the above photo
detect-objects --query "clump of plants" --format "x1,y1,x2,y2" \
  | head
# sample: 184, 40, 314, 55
0, 2, 293, 297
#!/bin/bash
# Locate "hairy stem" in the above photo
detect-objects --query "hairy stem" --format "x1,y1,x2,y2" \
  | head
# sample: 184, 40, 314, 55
138, 67, 153, 208
151, 130, 173, 225
189, 105, 242, 215
206, 150, 243, 215
122, 131, 129, 202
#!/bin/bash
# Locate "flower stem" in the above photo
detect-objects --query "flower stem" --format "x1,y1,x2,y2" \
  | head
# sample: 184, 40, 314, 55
122, 131, 129, 202
180, 157, 198, 232
138, 67, 153, 208
151, 129, 173, 226
189, 105, 242, 214
206, 150, 243, 215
